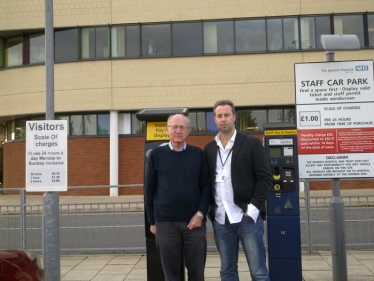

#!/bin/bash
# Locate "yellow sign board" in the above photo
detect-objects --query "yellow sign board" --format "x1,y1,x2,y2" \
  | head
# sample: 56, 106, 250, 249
264, 130, 297, 136
146, 122, 169, 141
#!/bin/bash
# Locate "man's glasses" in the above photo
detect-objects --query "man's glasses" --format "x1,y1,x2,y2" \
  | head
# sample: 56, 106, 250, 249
168, 125, 189, 131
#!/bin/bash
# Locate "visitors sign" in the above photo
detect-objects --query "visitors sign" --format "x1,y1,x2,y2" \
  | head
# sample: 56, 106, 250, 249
295, 60, 374, 178
26, 120, 68, 191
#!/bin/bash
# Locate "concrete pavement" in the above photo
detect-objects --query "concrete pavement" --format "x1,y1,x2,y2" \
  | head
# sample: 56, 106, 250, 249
57, 250, 374, 281
1, 189, 374, 280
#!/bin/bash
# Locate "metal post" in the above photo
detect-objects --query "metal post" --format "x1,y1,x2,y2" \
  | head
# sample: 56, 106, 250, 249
42, 192, 60, 281
329, 179, 347, 281
44, 0, 60, 280
304, 179, 313, 254
325, 49, 348, 281
20, 189, 26, 250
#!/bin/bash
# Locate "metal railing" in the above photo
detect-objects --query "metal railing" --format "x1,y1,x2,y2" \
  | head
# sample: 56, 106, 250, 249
1, 183, 373, 254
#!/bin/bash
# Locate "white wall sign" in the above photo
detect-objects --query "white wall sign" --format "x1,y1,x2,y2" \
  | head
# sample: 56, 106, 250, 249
26, 120, 68, 192
295, 60, 374, 179
295, 60, 374, 105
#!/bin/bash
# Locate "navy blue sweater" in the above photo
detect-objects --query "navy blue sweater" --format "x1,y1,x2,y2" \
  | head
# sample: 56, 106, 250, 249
145, 144, 211, 225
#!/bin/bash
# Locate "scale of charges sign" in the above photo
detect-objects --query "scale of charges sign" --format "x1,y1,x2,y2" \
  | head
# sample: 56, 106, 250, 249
295, 60, 374, 179
26, 120, 67, 192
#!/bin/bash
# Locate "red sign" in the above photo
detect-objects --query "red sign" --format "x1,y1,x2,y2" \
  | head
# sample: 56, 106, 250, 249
298, 128, 374, 154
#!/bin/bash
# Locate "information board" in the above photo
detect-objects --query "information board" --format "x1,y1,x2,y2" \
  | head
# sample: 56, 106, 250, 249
295, 60, 374, 178
26, 120, 67, 191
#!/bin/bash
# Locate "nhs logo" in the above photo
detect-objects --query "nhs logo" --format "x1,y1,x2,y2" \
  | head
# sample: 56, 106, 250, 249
355, 65, 369, 71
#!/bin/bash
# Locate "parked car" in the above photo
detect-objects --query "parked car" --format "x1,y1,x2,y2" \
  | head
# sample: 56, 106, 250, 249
0, 250, 46, 281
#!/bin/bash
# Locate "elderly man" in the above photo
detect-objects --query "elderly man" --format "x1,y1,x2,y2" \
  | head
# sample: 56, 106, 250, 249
145, 113, 211, 281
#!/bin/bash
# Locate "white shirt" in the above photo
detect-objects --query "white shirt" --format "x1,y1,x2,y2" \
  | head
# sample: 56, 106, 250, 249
214, 130, 259, 224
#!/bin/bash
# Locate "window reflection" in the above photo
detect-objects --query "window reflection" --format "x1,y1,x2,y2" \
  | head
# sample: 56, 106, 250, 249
300, 17, 316, 49
84, 114, 97, 135
172, 22, 203, 56
315, 16, 331, 49
237, 110, 266, 131
189, 111, 206, 132
81, 27, 95, 59
111, 26, 125, 57
56, 116, 70, 135
70, 115, 83, 135
283, 18, 299, 50
367, 14, 374, 46
334, 14, 364, 47
15, 119, 26, 139
235, 19, 266, 52
55, 29, 78, 62
6, 37, 23, 66
98, 114, 110, 135
267, 19, 283, 51
203, 21, 234, 54
126, 25, 140, 57
96, 27, 109, 58
0, 38, 3, 67
284, 108, 295, 123
30, 34, 45, 64
132, 114, 145, 134
268, 109, 283, 123
206, 112, 219, 133
142, 24, 171, 56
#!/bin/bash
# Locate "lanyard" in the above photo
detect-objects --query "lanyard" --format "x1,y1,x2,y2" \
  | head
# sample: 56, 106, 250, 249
217, 146, 233, 169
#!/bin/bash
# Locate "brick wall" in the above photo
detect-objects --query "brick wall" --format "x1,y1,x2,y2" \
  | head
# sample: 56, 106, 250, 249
2, 133, 373, 195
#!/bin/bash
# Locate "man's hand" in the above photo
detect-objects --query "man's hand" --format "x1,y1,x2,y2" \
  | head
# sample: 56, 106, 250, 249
150, 225, 156, 235
187, 214, 202, 230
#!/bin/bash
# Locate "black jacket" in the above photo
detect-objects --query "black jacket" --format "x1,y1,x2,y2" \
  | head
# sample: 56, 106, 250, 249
204, 132, 272, 220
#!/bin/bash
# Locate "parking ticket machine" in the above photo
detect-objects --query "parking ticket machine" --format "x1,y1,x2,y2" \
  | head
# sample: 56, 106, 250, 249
264, 123, 302, 281
136, 108, 188, 281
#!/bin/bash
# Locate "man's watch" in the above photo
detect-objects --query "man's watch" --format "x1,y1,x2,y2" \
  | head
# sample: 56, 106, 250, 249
196, 211, 204, 220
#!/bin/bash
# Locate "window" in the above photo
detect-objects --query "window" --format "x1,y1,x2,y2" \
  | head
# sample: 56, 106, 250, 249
70, 115, 83, 135
368, 14, 374, 46
55, 29, 78, 62
96, 27, 110, 58
142, 24, 171, 56
236, 110, 266, 131
98, 114, 110, 135
132, 113, 145, 134
203, 21, 234, 54
55, 116, 70, 135
0, 38, 4, 67
80, 26, 110, 59
206, 112, 219, 133
334, 14, 364, 47
15, 119, 26, 139
6, 37, 23, 66
300, 17, 316, 49
30, 34, 45, 64
268, 109, 284, 123
126, 25, 140, 57
315, 16, 331, 49
84, 115, 97, 135
267, 18, 283, 51
283, 18, 299, 50
172, 22, 203, 56
189, 111, 206, 132
284, 108, 295, 123
235, 19, 266, 52
111, 26, 125, 57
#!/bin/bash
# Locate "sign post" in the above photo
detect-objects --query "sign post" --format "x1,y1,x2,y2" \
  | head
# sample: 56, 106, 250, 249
295, 35, 372, 281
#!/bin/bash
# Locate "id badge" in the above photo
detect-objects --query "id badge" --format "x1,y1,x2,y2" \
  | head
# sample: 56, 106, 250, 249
215, 174, 224, 183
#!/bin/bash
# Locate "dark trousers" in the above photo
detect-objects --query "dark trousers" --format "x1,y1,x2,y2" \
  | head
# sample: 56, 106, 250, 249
155, 221, 207, 281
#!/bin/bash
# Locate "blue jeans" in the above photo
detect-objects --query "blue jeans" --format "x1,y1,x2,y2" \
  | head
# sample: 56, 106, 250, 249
212, 215, 270, 281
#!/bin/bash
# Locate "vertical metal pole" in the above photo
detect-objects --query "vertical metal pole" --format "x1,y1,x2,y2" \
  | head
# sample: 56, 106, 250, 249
44, 0, 60, 280
20, 189, 26, 250
304, 179, 313, 254
329, 179, 347, 281
326, 50, 347, 281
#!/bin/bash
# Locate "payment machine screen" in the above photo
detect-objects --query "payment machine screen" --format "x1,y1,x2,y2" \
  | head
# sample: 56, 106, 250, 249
269, 147, 282, 157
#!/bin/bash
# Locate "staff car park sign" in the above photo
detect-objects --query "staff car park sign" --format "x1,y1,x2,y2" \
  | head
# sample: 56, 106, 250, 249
26, 120, 68, 192
295, 60, 374, 179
